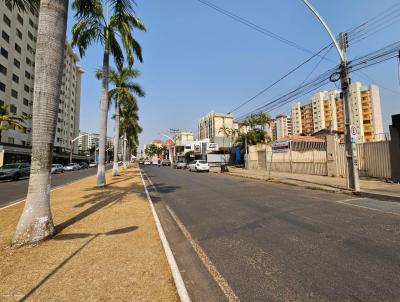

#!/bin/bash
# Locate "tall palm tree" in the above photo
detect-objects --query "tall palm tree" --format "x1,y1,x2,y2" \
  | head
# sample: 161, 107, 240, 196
96, 67, 144, 176
72, 0, 146, 186
0, 104, 26, 142
12, 0, 69, 246
4, 0, 39, 13
120, 102, 142, 167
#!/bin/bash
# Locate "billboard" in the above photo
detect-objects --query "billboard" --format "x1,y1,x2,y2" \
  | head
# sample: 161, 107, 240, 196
272, 141, 289, 154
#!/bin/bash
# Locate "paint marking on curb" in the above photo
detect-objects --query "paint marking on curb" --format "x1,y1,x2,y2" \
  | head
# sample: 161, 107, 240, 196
335, 197, 400, 216
139, 169, 191, 302
144, 172, 240, 302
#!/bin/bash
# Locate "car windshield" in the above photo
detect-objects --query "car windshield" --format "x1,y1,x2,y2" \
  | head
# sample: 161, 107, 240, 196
67, 163, 75, 166
198, 161, 207, 164
1, 164, 20, 169
52, 164, 57, 167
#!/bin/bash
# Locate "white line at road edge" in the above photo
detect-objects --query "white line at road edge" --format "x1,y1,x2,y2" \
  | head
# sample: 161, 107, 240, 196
139, 169, 191, 302
0, 173, 97, 210
143, 171, 240, 302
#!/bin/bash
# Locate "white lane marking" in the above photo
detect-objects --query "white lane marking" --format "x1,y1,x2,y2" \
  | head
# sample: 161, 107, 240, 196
334, 198, 400, 216
143, 171, 239, 301
140, 169, 191, 302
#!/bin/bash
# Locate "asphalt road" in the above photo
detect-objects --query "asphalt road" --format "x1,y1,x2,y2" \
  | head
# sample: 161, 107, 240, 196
0, 166, 110, 208
142, 165, 400, 302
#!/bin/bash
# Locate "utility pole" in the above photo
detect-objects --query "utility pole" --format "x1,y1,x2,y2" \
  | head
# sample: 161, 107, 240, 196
339, 32, 360, 191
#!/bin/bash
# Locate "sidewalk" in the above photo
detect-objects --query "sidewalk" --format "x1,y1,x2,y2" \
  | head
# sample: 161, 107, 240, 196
0, 166, 178, 301
212, 166, 400, 201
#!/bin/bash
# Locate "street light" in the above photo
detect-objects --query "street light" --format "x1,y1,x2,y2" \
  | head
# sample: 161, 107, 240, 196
302, 0, 360, 191
70, 133, 89, 163
159, 132, 175, 166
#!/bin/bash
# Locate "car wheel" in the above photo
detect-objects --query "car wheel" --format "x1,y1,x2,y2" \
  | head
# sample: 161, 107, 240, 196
13, 173, 20, 181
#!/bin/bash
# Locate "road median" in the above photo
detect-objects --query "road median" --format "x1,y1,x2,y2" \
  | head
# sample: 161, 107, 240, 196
0, 165, 178, 301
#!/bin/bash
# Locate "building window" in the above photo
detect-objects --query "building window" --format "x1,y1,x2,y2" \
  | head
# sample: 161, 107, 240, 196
3, 14, 11, 27
24, 85, 29, 93
17, 14, 23, 25
29, 18, 34, 27
14, 58, 20, 68
28, 31, 34, 41
2, 30, 9, 43
12, 74, 19, 84
6, 2, 12, 10
0, 100, 4, 107
1, 47, 8, 59
26, 58, 31, 66
27, 44, 33, 53
16, 29, 22, 39
11, 89, 18, 98
0, 82, 5, 92
0, 64, 7, 76
10, 104, 17, 114
25, 71, 31, 79
23, 98, 29, 106
8, 137, 14, 144
15, 43, 21, 54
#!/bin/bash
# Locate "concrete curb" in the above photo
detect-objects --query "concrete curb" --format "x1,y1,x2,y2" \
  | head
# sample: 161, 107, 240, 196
356, 191, 400, 203
139, 169, 191, 302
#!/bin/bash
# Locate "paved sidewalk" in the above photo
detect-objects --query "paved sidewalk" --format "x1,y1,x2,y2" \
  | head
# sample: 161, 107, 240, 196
0, 166, 178, 301
213, 166, 400, 201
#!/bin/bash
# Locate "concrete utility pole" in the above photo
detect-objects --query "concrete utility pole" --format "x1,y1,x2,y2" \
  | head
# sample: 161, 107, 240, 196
339, 33, 360, 191
302, 0, 360, 191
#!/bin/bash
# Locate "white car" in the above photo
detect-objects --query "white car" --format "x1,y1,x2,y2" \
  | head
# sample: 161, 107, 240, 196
144, 160, 151, 165
64, 163, 80, 171
152, 160, 159, 165
89, 162, 97, 168
176, 161, 187, 169
51, 164, 64, 174
188, 160, 209, 172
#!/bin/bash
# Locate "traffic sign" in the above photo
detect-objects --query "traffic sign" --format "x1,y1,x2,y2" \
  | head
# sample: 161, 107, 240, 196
350, 125, 359, 143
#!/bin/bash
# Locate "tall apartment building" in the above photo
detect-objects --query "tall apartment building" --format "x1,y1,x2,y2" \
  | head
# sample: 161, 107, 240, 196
0, 2, 83, 153
273, 114, 292, 141
198, 111, 234, 148
291, 82, 384, 143
78, 131, 100, 152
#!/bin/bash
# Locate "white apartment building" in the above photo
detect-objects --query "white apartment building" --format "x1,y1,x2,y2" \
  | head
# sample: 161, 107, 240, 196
78, 131, 100, 152
0, 2, 83, 155
290, 82, 384, 142
274, 114, 292, 141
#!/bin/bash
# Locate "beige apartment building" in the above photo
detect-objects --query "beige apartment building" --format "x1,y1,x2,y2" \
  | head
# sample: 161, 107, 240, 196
198, 111, 234, 148
0, 2, 83, 164
273, 114, 292, 141
291, 82, 384, 143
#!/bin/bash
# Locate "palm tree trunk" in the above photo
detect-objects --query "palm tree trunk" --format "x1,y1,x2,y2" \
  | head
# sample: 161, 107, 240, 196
96, 47, 110, 187
112, 97, 120, 176
123, 131, 128, 169
13, 0, 68, 246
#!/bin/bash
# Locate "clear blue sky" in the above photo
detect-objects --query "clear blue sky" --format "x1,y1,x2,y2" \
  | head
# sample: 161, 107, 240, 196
66, 0, 400, 146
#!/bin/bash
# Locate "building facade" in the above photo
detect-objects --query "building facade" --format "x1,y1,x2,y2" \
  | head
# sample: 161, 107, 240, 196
198, 111, 234, 149
274, 114, 292, 141
0, 2, 83, 162
291, 82, 384, 143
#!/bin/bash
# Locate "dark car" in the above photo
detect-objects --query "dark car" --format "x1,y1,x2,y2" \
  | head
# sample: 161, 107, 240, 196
161, 159, 171, 166
79, 162, 89, 169
0, 163, 30, 181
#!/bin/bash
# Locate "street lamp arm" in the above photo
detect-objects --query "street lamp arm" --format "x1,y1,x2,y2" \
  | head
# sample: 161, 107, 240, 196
158, 133, 174, 141
302, 0, 345, 62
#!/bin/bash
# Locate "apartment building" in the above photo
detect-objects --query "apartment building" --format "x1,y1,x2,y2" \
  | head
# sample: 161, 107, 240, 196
0, 2, 83, 156
78, 131, 100, 152
274, 114, 292, 141
291, 82, 384, 143
198, 111, 234, 148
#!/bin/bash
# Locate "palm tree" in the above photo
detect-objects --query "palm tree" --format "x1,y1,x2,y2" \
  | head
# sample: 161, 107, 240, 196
4, 0, 39, 13
120, 102, 142, 167
219, 125, 234, 166
12, 0, 69, 246
72, 0, 146, 186
96, 67, 144, 176
0, 104, 26, 142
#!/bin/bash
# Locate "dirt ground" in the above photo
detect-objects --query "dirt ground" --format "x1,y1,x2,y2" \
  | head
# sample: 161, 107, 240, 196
0, 166, 178, 302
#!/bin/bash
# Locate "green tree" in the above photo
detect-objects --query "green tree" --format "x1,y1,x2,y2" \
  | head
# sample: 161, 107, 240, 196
72, 0, 146, 186
0, 105, 26, 142
96, 67, 144, 175
12, 0, 69, 246
4, 0, 39, 13
120, 101, 142, 167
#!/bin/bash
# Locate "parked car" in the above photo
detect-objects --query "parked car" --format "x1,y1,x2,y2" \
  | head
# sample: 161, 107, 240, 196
161, 159, 171, 166
139, 160, 144, 165
152, 160, 159, 165
79, 162, 89, 169
89, 162, 97, 168
51, 164, 65, 174
176, 161, 187, 169
0, 163, 30, 181
64, 163, 80, 171
144, 160, 151, 165
188, 160, 209, 172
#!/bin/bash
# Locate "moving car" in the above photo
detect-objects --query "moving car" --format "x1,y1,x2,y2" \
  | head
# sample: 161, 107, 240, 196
176, 161, 187, 169
144, 160, 151, 165
89, 162, 97, 168
64, 163, 80, 171
188, 160, 209, 172
79, 162, 89, 169
51, 164, 65, 174
0, 163, 30, 181
161, 159, 171, 166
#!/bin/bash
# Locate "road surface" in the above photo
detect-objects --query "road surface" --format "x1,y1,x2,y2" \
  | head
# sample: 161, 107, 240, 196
142, 165, 400, 302
0, 166, 110, 208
